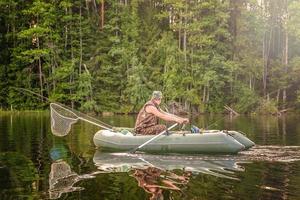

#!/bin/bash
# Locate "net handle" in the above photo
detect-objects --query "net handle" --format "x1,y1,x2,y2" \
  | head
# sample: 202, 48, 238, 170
50, 103, 114, 131
79, 117, 114, 131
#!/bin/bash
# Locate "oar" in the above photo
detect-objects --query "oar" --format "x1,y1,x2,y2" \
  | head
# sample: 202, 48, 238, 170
131, 123, 178, 153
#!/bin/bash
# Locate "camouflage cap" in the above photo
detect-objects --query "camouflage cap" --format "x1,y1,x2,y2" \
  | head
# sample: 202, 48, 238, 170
152, 91, 163, 99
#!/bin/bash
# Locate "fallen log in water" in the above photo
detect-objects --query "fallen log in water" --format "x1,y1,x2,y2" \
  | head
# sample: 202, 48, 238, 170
224, 105, 240, 116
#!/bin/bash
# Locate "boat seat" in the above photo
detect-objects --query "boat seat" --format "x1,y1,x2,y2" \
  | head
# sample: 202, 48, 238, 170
112, 127, 204, 136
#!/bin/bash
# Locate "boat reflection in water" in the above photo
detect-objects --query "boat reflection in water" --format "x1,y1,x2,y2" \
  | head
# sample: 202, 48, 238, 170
48, 144, 96, 199
93, 150, 248, 199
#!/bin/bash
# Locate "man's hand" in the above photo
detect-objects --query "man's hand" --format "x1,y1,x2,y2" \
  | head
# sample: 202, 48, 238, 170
176, 117, 189, 124
182, 118, 189, 124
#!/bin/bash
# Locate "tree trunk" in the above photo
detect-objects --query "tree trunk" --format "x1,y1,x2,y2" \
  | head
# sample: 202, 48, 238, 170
178, 11, 182, 49
93, 0, 97, 11
79, 4, 83, 74
183, 3, 187, 68
263, 28, 273, 97
99, 0, 105, 30
276, 89, 280, 104
36, 17, 43, 102
85, 0, 90, 15
52, 48, 58, 91
282, 31, 288, 110
38, 57, 43, 102
65, 8, 68, 49
202, 86, 206, 103
207, 84, 210, 102
102, 0, 104, 28
12, 8, 16, 47
263, 30, 266, 95
249, 74, 252, 90
183, 30, 187, 67
282, 0, 288, 110
70, 8, 74, 107
229, 0, 239, 60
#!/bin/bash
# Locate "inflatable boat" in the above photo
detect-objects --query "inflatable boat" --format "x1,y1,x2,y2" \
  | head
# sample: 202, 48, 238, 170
93, 129, 255, 154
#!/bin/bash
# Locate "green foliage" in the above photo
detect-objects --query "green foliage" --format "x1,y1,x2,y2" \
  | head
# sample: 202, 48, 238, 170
0, 65, 8, 107
255, 99, 278, 115
233, 84, 260, 113
0, 0, 300, 113
124, 57, 150, 111
0, 152, 39, 198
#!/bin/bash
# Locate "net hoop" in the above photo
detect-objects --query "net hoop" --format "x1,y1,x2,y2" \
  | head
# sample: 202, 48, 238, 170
50, 103, 79, 137
50, 102, 114, 136
50, 103, 78, 121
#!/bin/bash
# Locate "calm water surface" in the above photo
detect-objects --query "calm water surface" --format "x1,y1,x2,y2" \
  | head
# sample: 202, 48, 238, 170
1, 112, 300, 200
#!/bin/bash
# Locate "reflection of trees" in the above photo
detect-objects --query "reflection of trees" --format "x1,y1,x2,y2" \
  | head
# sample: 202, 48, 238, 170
181, 161, 298, 200
130, 167, 191, 200
0, 152, 40, 199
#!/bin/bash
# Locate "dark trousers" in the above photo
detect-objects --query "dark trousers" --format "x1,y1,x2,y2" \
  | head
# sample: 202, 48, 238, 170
136, 124, 167, 135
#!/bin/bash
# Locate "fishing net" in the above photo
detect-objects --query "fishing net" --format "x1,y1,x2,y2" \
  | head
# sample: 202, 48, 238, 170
50, 103, 79, 137
50, 103, 114, 137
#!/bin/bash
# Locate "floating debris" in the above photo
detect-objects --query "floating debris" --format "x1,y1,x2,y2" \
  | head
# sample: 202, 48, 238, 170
238, 145, 300, 162
257, 185, 283, 191
111, 145, 300, 163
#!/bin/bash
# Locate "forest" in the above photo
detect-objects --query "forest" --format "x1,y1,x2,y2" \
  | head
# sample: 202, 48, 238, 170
0, 0, 300, 114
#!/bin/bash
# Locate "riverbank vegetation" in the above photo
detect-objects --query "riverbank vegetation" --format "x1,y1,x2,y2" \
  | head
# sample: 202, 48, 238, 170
0, 0, 300, 114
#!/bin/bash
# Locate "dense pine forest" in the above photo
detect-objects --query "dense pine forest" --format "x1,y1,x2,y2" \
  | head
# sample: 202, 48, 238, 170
0, 0, 300, 114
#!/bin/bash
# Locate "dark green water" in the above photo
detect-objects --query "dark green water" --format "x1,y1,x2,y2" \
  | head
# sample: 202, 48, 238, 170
1, 112, 300, 200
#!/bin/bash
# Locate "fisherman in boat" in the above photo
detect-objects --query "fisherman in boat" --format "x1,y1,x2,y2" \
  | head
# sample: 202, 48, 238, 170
135, 91, 189, 135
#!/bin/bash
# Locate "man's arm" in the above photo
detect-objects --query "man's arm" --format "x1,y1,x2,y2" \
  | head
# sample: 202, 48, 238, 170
145, 106, 189, 124
160, 110, 183, 120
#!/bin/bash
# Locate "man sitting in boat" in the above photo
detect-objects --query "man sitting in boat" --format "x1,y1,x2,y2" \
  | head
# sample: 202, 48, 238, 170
135, 91, 189, 135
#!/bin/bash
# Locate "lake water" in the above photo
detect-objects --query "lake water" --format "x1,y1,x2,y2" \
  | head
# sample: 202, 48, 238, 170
1, 112, 300, 199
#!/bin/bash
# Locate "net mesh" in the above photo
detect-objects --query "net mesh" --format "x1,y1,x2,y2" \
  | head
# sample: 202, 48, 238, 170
50, 103, 79, 137
49, 161, 81, 199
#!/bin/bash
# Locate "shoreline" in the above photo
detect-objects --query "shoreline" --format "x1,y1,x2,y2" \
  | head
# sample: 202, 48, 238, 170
0, 110, 297, 116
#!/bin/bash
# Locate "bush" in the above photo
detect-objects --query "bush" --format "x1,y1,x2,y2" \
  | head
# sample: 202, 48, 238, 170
233, 86, 260, 113
254, 99, 278, 115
